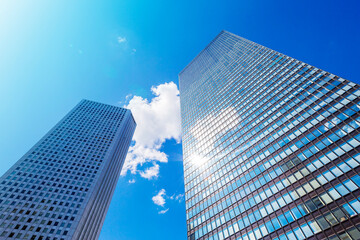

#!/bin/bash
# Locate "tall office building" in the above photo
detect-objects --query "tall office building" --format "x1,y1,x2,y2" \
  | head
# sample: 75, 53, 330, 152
179, 31, 360, 240
0, 100, 136, 240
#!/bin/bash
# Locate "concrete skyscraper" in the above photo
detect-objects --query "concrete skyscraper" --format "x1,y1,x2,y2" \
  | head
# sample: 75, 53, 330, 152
179, 31, 360, 240
0, 100, 136, 240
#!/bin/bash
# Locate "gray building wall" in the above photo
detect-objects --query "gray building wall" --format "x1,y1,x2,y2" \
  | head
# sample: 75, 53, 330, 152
0, 99, 136, 240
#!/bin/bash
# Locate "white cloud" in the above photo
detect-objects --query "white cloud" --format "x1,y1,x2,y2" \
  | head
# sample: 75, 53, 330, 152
125, 94, 133, 101
152, 189, 184, 213
128, 179, 135, 184
118, 94, 133, 106
118, 36, 127, 43
121, 82, 181, 179
158, 209, 169, 214
139, 163, 159, 180
175, 193, 184, 202
152, 189, 166, 207
170, 193, 184, 203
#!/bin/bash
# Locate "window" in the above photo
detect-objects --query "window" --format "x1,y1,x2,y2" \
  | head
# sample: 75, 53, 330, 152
316, 216, 330, 230
332, 208, 347, 222
348, 227, 360, 239
324, 213, 338, 226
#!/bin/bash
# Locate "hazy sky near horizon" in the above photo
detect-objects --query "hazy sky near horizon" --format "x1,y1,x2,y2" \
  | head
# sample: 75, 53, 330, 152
0, 0, 360, 239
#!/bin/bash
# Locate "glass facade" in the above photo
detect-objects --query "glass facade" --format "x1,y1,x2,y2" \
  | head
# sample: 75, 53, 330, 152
179, 30, 360, 240
0, 100, 136, 240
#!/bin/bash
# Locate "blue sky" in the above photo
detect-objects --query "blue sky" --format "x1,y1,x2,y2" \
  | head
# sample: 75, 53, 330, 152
0, 0, 360, 239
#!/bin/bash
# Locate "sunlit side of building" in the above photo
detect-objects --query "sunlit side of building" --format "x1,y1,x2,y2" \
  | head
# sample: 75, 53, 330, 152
179, 31, 360, 240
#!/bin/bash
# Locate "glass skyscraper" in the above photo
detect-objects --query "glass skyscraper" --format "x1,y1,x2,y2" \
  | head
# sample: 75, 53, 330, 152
0, 100, 136, 240
179, 31, 360, 240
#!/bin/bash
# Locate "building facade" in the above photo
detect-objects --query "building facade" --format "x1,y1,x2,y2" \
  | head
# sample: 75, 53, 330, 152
179, 31, 360, 240
0, 100, 136, 240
